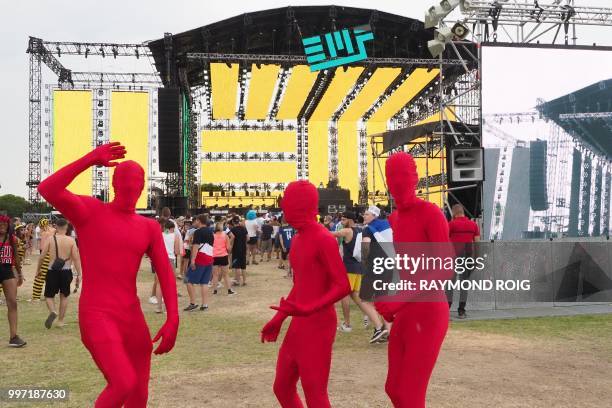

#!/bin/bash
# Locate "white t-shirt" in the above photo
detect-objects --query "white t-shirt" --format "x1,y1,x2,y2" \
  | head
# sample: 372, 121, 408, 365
272, 225, 280, 238
245, 219, 259, 238
163, 231, 176, 260
35, 226, 40, 240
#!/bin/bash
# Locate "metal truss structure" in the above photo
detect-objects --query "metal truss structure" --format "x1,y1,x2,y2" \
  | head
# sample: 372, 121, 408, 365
26, 37, 164, 202
186, 53, 468, 66
369, 41, 481, 210
71, 72, 162, 86
482, 109, 611, 238
460, 0, 612, 48
40, 41, 151, 58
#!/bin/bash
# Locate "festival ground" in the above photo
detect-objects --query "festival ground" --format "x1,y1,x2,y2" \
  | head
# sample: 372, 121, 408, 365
2, 254, 611, 408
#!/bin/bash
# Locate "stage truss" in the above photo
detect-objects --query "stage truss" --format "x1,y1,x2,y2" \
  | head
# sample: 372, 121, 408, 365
27, 2, 612, 214
369, 40, 481, 212
460, 0, 612, 48
25, 37, 167, 203
484, 111, 611, 239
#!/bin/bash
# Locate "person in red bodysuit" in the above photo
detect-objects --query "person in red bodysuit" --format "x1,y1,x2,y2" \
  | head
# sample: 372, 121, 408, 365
261, 180, 350, 408
376, 152, 450, 408
38, 142, 179, 408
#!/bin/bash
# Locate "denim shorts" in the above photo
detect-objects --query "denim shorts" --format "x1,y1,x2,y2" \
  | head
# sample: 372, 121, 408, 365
186, 264, 212, 285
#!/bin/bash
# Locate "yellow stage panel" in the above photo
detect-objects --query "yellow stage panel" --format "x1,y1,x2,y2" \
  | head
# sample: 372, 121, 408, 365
201, 130, 296, 152
308, 67, 364, 188
369, 68, 439, 122
201, 162, 296, 183
245, 64, 280, 120
339, 68, 401, 121
276, 65, 318, 120
366, 121, 387, 203
335, 68, 400, 202
211, 63, 239, 119
306, 121, 330, 188
109, 91, 149, 209
310, 67, 364, 121
337, 121, 360, 202
53, 90, 93, 196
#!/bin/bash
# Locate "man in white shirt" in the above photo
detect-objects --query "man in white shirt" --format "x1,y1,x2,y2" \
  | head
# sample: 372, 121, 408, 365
245, 210, 260, 265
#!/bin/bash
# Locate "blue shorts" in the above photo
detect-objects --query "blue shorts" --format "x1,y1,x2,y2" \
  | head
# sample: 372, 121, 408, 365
186, 264, 212, 285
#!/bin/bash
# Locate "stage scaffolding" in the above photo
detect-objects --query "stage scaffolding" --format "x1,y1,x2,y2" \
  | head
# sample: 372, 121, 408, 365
26, 37, 166, 203
369, 40, 481, 212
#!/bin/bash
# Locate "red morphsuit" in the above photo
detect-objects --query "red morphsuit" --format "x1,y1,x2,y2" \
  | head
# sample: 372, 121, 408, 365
261, 180, 350, 408
376, 152, 450, 408
38, 143, 179, 408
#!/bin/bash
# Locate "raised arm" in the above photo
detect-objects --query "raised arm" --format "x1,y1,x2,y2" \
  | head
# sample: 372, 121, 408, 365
331, 227, 352, 240
147, 220, 179, 354
37, 143, 126, 226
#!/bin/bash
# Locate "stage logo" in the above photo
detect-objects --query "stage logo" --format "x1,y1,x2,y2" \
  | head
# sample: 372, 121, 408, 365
302, 25, 374, 72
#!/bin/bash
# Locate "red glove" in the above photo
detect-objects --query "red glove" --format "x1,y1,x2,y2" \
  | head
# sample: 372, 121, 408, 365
152, 318, 179, 354
261, 312, 287, 343
270, 297, 316, 317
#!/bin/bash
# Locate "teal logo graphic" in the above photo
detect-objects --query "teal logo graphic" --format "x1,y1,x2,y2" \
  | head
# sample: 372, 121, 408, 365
302, 25, 374, 72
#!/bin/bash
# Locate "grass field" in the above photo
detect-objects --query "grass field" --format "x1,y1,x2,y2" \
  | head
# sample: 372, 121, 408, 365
1, 254, 611, 407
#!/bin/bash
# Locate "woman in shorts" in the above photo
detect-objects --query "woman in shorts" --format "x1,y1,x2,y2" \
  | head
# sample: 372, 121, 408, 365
211, 222, 236, 295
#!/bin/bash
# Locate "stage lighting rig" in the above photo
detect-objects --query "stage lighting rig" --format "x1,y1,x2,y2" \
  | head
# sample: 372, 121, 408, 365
425, 0, 461, 29
451, 22, 470, 39
427, 26, 453, 57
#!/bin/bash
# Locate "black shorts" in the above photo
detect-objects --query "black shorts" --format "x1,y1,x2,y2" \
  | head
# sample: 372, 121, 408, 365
213, 256, 229, 266
231, 253, 247, 270
281, 248, 290, 261
44, 268, 73, 298
183, 249, 191, 260
247, 237, 258, 246
0, 264, 15, 282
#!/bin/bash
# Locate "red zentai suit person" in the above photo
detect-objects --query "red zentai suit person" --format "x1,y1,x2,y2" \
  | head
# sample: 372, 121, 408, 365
261, 180, 350, 408
38, 142, 179, 408
376, 152, 450, 408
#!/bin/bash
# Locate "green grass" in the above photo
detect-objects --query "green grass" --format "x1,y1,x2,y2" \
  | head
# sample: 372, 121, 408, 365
453, 313, 612, 356
2, 259, 612, 407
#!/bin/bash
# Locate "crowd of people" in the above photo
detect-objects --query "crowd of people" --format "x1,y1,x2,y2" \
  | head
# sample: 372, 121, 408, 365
1, 201, 479, 348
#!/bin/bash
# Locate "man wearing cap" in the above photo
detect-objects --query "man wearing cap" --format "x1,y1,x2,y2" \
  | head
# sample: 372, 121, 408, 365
244, 210, 260, 266
332, 211, 388, 343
